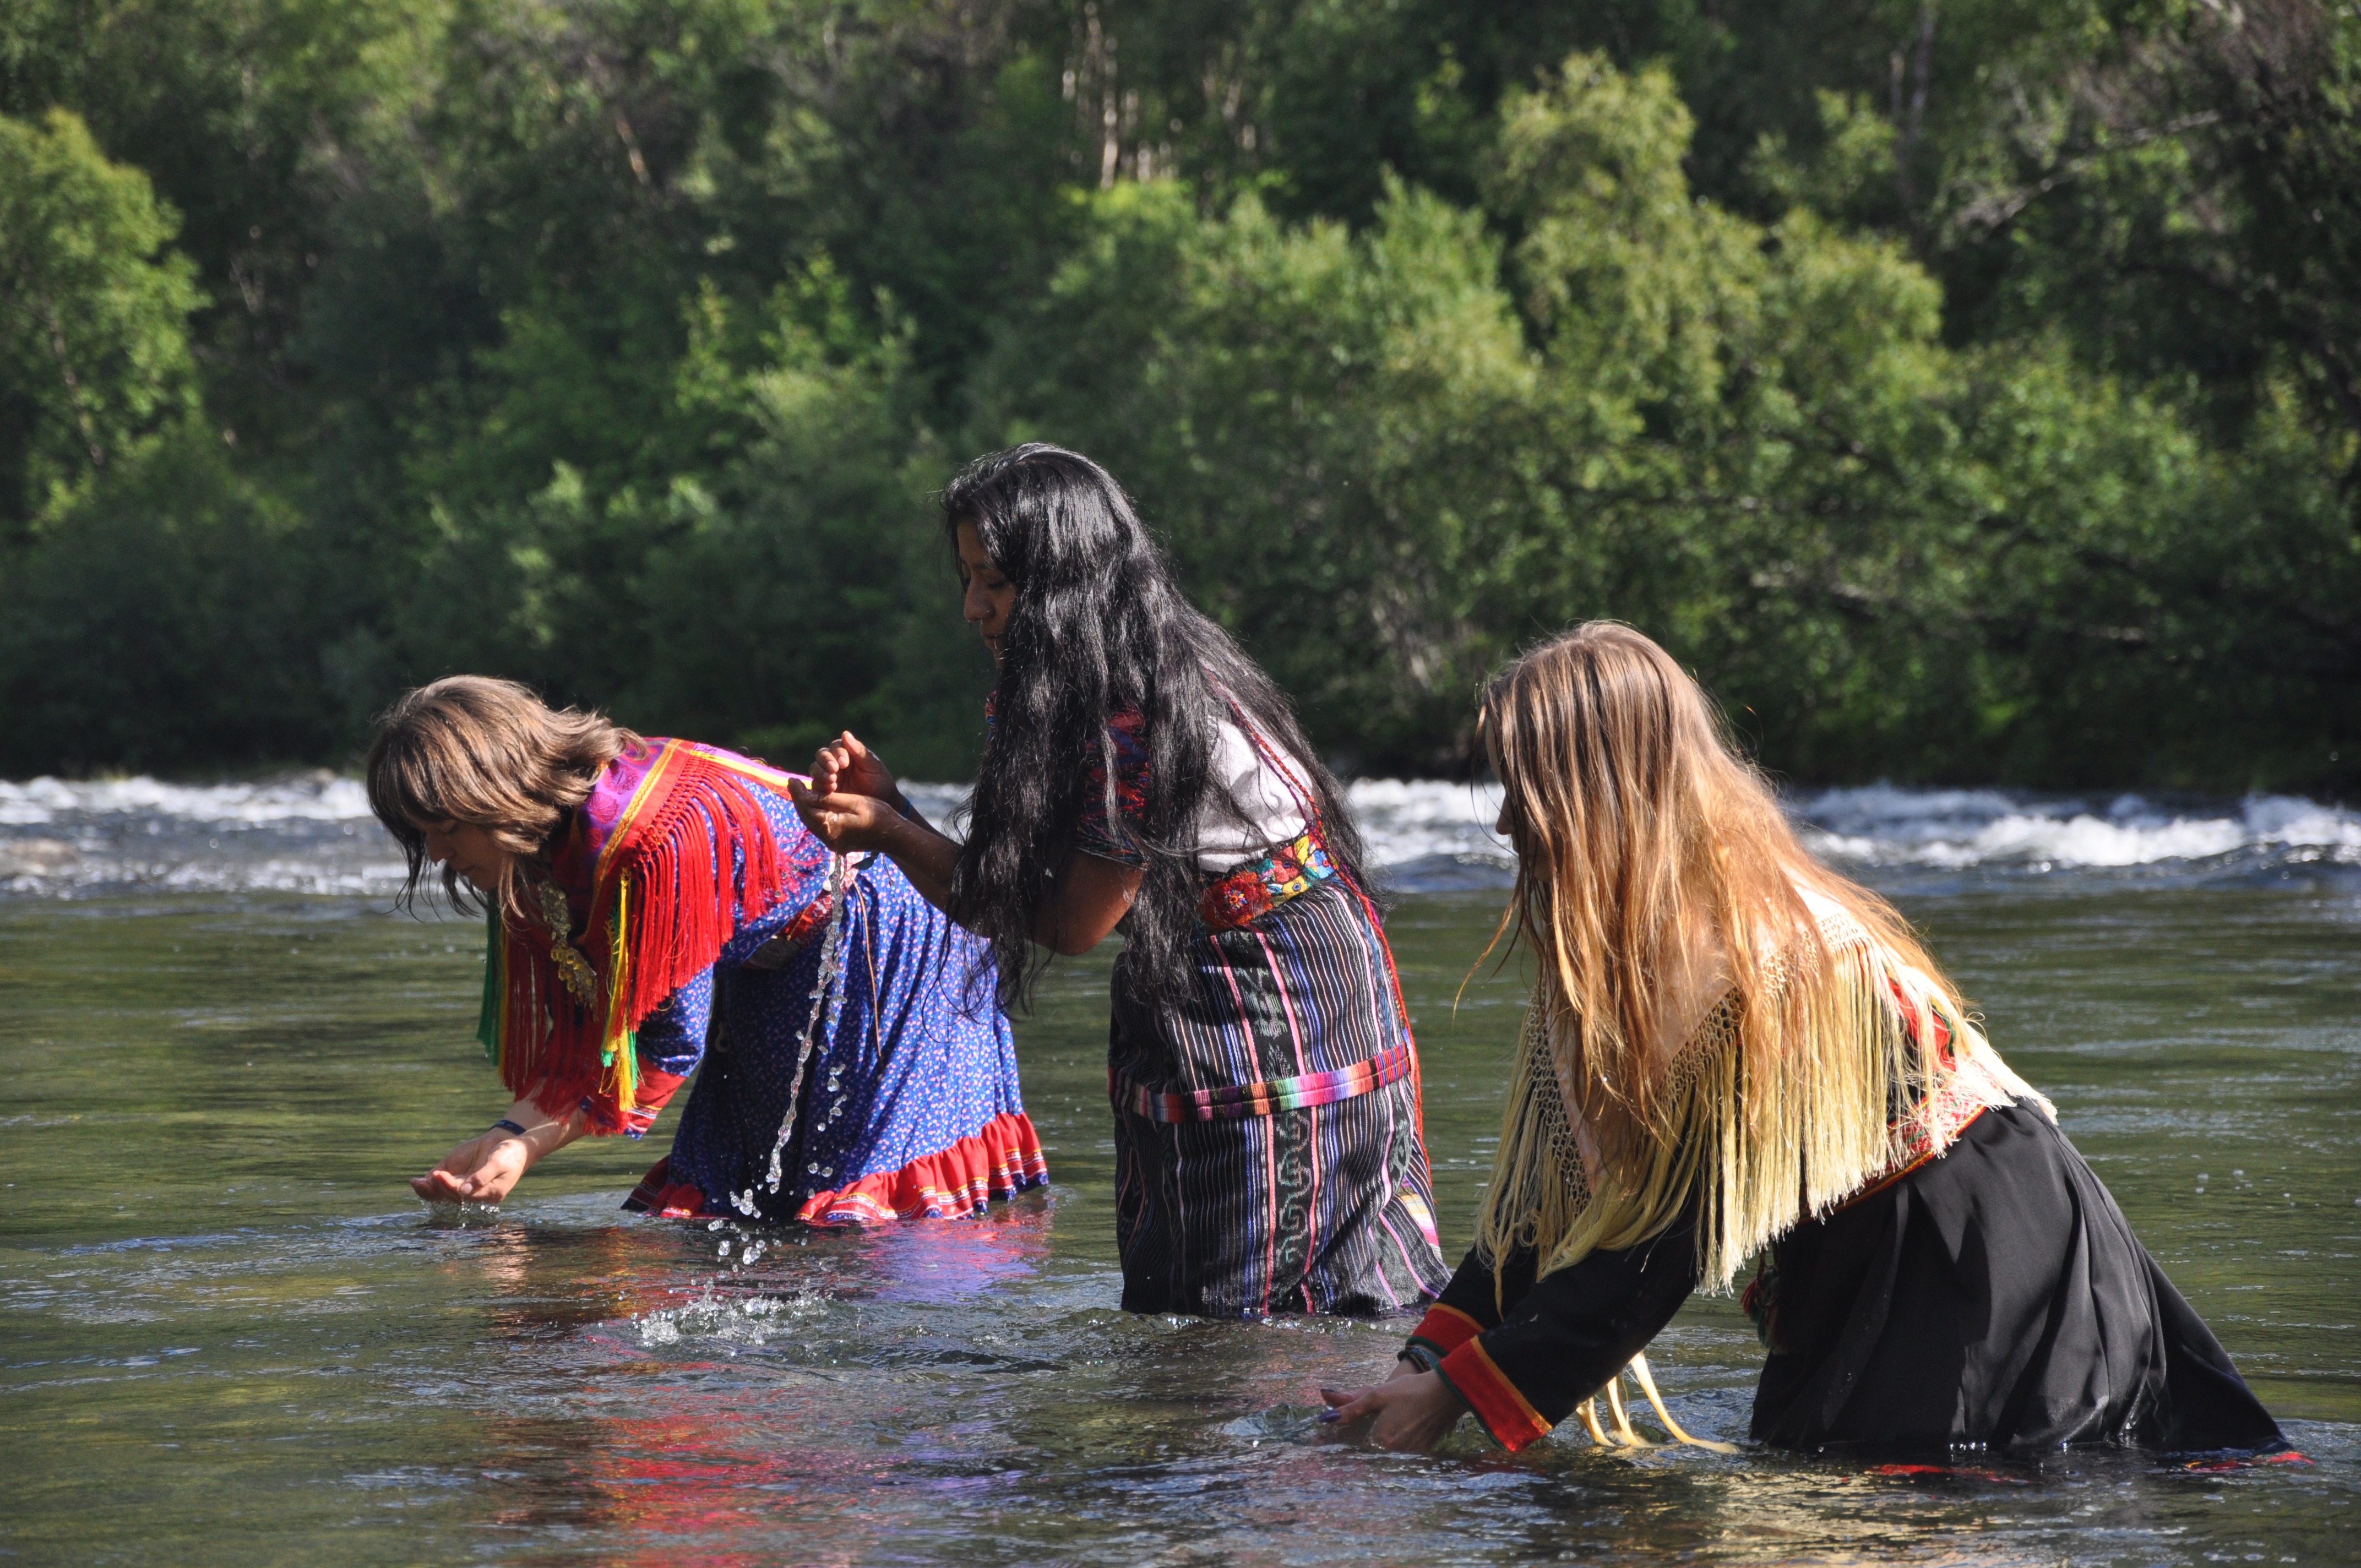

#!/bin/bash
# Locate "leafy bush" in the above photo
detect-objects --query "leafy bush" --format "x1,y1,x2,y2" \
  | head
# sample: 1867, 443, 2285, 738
3, 3, 2357, 790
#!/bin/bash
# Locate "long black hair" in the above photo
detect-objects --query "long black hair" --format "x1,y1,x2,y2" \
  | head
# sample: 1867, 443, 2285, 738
943, 443, 1372, 1009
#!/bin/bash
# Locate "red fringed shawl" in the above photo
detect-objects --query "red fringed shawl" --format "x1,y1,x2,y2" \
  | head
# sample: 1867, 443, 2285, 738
475, 739, 817, 1128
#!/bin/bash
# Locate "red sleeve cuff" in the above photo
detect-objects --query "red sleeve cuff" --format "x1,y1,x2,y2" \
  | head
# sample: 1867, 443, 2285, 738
579, 1067, 690, 1137
1405, 1303, 1486, 1360
1437, 1337, 1555, 1452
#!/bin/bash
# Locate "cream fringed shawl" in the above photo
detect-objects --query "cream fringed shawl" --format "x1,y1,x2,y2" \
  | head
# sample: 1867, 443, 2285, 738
1477, 905, 2049, 1297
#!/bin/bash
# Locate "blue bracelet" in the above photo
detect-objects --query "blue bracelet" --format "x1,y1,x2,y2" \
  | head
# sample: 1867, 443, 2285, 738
491, 1119, 528, 1137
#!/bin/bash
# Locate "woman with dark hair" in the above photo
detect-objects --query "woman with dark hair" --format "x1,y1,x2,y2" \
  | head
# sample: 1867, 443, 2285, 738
366, 676, 1045, 1223
792, 444, 1450, 1316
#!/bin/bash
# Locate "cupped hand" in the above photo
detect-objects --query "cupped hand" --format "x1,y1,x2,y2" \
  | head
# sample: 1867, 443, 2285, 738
788, 777, 902, 855
809, 731, 898, 803
1319, 1369, 1468, 1453
412, 1130, 532, 1205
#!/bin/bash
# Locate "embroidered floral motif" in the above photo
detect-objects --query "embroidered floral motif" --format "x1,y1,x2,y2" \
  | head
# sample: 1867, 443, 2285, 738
1074, 708, 1152, 866
1196, 829, 1334, 929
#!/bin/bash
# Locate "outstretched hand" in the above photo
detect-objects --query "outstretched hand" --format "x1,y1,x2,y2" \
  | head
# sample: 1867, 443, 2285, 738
810, 731, 899, 803
788, 777, 904, 856
791, 731, 912, 856
413, 1129, 533, 1205
1319, 1366, 1467, 1453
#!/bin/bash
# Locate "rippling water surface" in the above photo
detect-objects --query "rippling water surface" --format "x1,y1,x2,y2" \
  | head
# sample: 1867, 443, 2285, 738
3, 780, 2355, 1564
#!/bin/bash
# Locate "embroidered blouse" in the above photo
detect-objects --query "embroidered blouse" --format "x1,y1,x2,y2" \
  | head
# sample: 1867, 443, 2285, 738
1073, 710, 1310, 871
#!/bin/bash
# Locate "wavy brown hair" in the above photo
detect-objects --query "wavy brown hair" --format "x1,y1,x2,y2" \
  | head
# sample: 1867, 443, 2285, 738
365, 676, 640, 925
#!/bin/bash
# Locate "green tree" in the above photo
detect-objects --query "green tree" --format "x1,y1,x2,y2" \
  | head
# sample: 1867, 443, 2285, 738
0, 424, 341, 774
967, 175, 1549, 766
971, 56, 1990, 771
0, 107, 202, 531
2, 0, 2357, 791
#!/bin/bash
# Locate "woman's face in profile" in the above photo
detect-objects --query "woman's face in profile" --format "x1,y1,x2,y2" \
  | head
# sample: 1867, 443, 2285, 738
955, 520, 1015, 662
416, 818, 509, 892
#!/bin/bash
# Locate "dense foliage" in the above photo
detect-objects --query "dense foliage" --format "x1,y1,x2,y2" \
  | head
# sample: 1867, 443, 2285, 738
3, 0, 2358, 787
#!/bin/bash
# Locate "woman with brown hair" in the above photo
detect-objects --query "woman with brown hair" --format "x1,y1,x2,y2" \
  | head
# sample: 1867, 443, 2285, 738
1324, 623, 2284, 1456
366, 676, 1045, 1222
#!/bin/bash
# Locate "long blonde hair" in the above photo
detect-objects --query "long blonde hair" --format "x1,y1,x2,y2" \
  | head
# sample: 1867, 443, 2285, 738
366, 676, 640, 927
1473, 624, 1999, 1290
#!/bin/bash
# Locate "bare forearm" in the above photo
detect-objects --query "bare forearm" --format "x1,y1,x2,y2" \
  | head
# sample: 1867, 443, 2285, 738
871, 809, 962, 914
868, 823, 1134, 954
414, 1089, 586, 1204
502, 1093, 587, 1164
795, 760, 1138, 950
1031, 851, 1145, 955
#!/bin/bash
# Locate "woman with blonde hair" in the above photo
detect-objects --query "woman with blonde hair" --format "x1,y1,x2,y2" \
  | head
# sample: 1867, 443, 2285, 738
366, 676, 1045, 1222
1325, 623, 2283, 1455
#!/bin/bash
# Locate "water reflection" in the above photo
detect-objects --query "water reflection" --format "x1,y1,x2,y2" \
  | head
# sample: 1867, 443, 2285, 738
1, 888, 2352, 1564
397, 1205, 2352, 1568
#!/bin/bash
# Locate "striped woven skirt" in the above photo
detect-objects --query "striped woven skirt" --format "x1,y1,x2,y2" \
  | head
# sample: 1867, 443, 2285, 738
1107, 879, 1451, 1316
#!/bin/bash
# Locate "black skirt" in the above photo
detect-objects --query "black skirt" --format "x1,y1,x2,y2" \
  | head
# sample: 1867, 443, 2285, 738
1416, 1101, 2284, 1455
1750, 1101, 2283, 1452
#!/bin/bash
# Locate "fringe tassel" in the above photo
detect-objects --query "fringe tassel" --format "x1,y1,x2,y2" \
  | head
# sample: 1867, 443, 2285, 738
485, 751, 808, 1124
477, 902, 505, 1066
1481, 923, 2045, 1296
606, 762, 789, 1031
599, 872, 638, 1113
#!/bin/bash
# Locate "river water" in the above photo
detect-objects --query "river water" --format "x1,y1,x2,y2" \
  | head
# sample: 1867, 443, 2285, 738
3, 777, 2357, 1564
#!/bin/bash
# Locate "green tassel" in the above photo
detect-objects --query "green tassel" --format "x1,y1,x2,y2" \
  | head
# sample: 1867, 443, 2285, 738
476, 903, 503, 1063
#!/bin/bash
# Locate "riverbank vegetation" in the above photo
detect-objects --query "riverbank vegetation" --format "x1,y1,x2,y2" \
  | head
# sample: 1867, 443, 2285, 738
4, 0, 2358, 787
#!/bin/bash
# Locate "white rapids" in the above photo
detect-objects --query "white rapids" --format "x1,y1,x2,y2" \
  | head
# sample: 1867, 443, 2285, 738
4, 772, 2357, 897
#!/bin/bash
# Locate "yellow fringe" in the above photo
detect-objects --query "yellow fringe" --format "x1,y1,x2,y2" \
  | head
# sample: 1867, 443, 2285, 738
1479, 924, 2042, 1297
1604, 1375, 1648, 1445
599, 872, 638, 1117
1625, 1352, 1739, 1453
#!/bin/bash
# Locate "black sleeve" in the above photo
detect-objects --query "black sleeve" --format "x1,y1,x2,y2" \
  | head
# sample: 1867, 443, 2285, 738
1435, 1244, 1512, 1324
1401, 1243, 1535, 1361
1431, 1213, 1700, 1445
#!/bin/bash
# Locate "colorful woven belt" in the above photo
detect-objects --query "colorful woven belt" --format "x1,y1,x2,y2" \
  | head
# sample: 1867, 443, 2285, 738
1197, 829, 1335, 930
1113, 1040, 1415, 1123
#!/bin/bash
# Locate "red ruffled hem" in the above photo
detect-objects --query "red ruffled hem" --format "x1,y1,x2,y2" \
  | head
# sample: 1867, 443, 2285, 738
623, 1111, 1049, 1223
